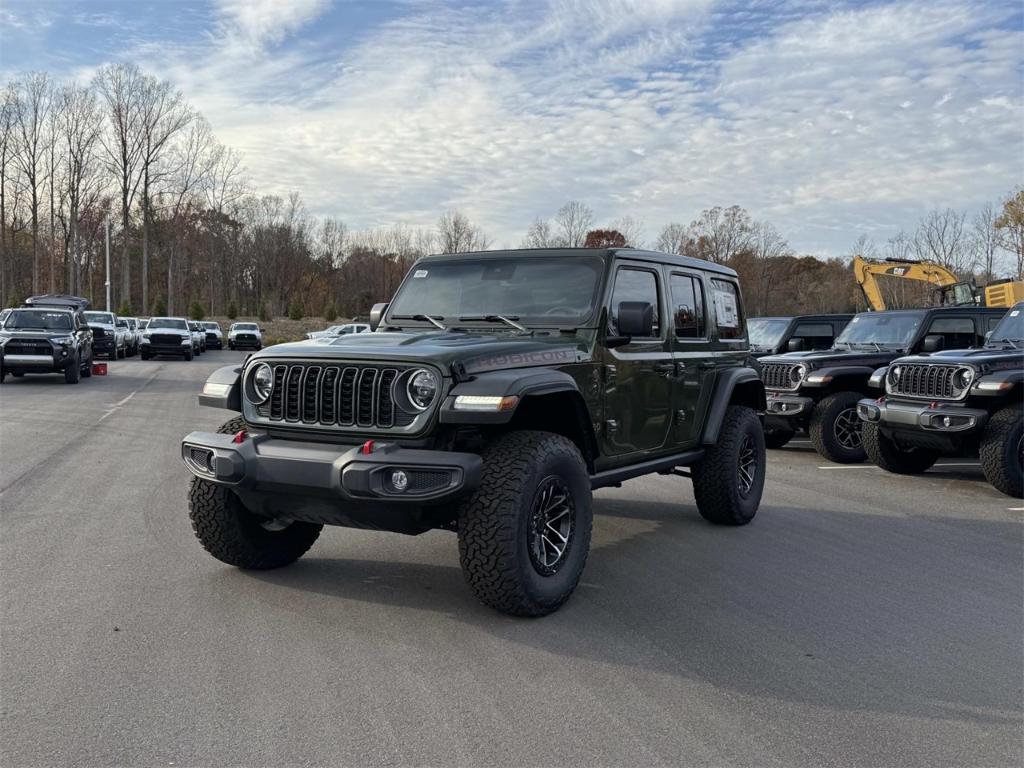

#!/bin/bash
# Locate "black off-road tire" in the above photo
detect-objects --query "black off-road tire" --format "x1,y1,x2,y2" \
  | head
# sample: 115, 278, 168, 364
81, 354, 92, 377
862, 422, 939, 475
809, 391, 866, 463
980, 405, 1023, 498
140, 350, 150, 360
64, 355, 81, 384
188, 416, 322, 569
457, 430, 592, 617
764, 428, 796, 449
692, 405, 766, 525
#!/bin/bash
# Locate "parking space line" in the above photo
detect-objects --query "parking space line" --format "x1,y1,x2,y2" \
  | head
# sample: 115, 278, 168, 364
816, 465, 877, 469
933, 462, 981, 467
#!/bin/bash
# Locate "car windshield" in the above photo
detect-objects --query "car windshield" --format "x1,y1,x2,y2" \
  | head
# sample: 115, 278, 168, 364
989, 307, 1023, 343
388, 255, 605, 327
148, 317, 188, 330
203, 322, 220, 330
3, 309, 72, 331
84, 312, 115, 325
234, 323, 258, 331
747, 318, 789, 350
117, 319, 128, 327
835, 311, 924, 349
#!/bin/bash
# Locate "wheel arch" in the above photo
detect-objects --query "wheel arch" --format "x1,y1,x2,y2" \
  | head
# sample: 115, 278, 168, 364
701, 367, 766, 446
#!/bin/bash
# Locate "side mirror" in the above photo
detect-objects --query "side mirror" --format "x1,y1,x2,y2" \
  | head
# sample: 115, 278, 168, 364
922, 334, 945, 353
617, 301, 654, 338
787, 338, 806, 352
370, 302, 389, 331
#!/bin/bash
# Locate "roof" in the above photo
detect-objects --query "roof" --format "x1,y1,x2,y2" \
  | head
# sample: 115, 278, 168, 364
752, 314, 854, 321
419, 247, 739, 277
860, 306, 1006, 315
23, 294, 90, 310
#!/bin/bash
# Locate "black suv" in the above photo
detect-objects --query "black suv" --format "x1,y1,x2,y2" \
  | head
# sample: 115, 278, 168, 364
0, 294, 94, 384
759, 306, 1005, 461
857, 302, 1023, 497
181, 248, 768, 616
748, 314, 853, 358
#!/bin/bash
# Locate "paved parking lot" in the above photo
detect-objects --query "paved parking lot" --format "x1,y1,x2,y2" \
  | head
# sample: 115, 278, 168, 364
1, 352, 1021, 767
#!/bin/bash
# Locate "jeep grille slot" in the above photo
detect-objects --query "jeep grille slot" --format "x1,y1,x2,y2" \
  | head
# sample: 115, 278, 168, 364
761, 362, 801, 391
259, 362, 425, 431
889, 363, 965, 400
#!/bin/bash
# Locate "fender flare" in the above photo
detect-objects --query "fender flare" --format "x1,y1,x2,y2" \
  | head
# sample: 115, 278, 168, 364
440, 368, 583, 425
197, 365, 242, 411
701, 367, 766, 445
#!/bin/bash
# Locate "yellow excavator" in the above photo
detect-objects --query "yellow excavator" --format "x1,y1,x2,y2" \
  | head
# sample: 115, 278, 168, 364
852, 255, 1024, 311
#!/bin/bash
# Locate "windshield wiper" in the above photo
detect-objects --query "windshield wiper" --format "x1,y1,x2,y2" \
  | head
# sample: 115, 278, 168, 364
457, 315, 530, 334
390, 314, 448, 331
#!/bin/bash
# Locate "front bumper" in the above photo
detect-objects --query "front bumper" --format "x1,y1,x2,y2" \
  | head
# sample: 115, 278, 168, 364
857, 397, 989, 450
143, 340, 192, 356
764, 392, 815, 429
1, 347, 74, 371
205, 334, 223, 348
230, 336, 261, 348
180, 431, 482, 531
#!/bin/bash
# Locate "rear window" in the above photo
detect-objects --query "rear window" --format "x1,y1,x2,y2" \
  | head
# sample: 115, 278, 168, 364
710, 279, 744, 340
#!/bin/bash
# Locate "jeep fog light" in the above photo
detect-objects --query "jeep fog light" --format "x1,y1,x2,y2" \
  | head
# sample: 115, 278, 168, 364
453, 395, 519, 412
391, 470, 409, 492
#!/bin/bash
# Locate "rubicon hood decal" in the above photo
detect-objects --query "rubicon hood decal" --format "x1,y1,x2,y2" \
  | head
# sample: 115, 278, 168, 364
462, 346, 581, 374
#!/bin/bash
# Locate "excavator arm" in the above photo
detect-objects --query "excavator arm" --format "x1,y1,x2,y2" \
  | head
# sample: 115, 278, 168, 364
852, 256, 964, 311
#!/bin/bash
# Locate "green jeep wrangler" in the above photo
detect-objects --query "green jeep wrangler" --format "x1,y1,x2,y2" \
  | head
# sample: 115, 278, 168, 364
181, 248, 768, 616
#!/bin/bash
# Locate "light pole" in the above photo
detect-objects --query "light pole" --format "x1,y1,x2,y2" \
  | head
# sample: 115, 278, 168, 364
104, 217, 111, 311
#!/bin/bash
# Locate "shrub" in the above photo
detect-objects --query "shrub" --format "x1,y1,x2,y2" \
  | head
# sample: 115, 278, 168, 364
258, 302, 271, 322
324, 301, 337, 322
151, 297, 166, 316
7, 294, 20, 308
226, 300, 238, 320
188, 300, 205, 320
117, 299, 133, 316
288, 298, 304, 321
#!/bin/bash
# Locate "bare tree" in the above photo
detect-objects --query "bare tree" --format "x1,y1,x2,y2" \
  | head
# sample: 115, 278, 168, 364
609, 216, 644, 248
94, 63, 145, 309
688, 205, 754, 264
971, 202, 1002, 282
138, 75, 191, 312
0, 85, 15, 303
912, 208, 972, 275
59, 82, 103, 295
553, 200, 593, 247
654, 222, 690, 255
437, 209, 489, 253
747, 221, 791, 314
521, 217, 560, 248
11, 72, 51, 294
994, 189, 1024, 278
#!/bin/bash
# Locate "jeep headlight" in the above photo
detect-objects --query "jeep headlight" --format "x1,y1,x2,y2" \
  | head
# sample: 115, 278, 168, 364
246, 363, 274, 404
952, 367, 974, 395
886, 365, 902, 392
789, 364, 807, 386
407, 369, 438, 410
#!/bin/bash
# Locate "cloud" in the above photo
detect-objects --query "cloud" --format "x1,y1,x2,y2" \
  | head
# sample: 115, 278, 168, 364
214, 0, 332, 45
5, 0, 1022, 256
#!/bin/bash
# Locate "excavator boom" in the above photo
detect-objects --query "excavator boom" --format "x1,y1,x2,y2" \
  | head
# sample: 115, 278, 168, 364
853, 255, 965, 311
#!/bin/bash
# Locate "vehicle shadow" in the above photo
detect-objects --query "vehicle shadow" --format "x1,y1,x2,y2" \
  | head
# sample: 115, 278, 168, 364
236, 498, 1023, 726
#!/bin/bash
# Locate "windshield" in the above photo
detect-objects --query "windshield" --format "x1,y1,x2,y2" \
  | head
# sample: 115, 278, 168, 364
748, 318, 789, 350
990, 307, 1023, 343
835, 312, 924, 348
388, 256, 605, 327
3, 309, 73, 331
84, 312, 115, 325
148, 317, 188, 330
203, 322, 220, 330
234, 323, 258, 331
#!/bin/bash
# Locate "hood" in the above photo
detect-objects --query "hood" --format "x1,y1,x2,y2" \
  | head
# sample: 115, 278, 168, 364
249, 330, 590, 375
894, 346, 1024, 368
88, 322, 116, 331
0, 328, 70, 340
760, 347, 899, 369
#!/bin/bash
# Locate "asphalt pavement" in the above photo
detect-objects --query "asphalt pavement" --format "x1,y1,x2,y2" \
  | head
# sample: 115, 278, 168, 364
1, 352, 1021, 767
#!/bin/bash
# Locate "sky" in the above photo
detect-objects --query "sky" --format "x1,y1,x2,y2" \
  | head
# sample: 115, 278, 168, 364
1, 0, 1022, 255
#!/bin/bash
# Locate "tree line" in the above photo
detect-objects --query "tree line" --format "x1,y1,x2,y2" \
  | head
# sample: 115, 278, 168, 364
2, 65, 1022, 320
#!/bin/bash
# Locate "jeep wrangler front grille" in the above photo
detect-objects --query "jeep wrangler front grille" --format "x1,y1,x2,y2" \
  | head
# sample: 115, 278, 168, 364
259, 362, 418, 430
888, 364, 966, 400
760, 362, 801, 391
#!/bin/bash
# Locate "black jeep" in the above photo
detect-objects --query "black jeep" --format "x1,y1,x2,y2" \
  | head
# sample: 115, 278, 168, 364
759, 306, 1005, 461
748, 314, 853, 358
857, 302, 1023, 497
181, 248, 768, 616
0, 295, 94, 384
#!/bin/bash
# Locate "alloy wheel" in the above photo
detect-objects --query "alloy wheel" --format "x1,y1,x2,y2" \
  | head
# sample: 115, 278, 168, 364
834, 407, 863, 450
737, 433, 758, 496
527, 476, 575, 577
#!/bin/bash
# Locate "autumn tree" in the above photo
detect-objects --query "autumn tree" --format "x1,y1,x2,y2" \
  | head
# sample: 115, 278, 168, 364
584, 229, 626, 248
994, 189, 1024, 278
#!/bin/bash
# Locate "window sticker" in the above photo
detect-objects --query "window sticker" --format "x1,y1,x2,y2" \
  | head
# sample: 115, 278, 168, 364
713, 288, 739, 328
413, 269, 428, 278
